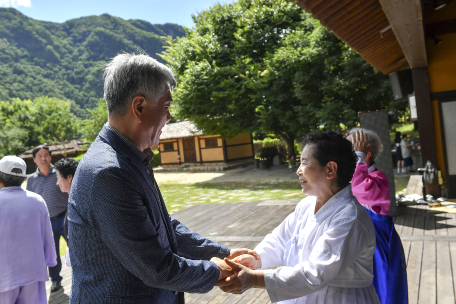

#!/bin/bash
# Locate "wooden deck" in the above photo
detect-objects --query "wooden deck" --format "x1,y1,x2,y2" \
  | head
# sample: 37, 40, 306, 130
48, 199, 456, 304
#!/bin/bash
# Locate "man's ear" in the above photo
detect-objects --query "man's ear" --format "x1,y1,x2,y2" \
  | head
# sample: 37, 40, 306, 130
131, 95, 146, 123
326, 161, 338, 180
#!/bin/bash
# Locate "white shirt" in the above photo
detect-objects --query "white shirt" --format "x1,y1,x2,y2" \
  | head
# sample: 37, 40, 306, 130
255, 185, 379, 304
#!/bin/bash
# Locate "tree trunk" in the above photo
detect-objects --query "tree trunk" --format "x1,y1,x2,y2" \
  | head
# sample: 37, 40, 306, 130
281, 133, 296, 162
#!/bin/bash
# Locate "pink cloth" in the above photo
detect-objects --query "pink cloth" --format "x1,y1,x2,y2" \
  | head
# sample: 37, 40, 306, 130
351, 163, 390, 216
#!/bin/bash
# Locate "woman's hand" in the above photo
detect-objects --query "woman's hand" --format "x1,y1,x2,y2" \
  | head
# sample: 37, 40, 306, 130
228, 248, 260, 260
350, 130, 371, 156
233, 254, 262, 270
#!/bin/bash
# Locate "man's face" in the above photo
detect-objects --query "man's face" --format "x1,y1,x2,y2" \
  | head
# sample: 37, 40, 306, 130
141, 89, 172, 149
33, 149, 51, 171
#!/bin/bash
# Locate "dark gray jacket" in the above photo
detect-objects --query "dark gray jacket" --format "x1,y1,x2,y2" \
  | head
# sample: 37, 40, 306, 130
68, 125, 229, 304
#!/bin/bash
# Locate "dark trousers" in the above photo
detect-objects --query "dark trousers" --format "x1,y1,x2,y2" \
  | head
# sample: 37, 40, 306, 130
49, 214, 68, 283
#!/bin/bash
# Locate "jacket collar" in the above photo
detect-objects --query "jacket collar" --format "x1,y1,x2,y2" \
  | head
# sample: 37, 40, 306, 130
98, 124, 152, 184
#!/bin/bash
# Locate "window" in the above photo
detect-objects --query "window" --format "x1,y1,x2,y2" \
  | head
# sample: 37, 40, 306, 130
163, 142, 174, 152
205, 138, 218, 148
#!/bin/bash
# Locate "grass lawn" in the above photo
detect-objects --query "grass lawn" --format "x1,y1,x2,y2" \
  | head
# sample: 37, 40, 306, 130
160, 181, 303, 213
395, 176, 410, 195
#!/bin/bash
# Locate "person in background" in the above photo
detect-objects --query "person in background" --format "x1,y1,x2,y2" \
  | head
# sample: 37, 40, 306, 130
347, 128, 408, 304
26, 146, 69, 292
54, 158, 79, 239
395, 132, 404, 173
0, 156, 56, 304
54, 158, 79, 267
400, 134, 414, 173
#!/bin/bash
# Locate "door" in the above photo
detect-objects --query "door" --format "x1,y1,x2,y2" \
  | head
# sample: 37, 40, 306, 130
183, 138, 197, 162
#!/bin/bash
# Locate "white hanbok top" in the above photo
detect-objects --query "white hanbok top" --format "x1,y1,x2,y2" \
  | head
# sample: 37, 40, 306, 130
255, 185, 380, 304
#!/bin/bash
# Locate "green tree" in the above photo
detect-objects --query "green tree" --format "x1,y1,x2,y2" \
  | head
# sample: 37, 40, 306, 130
31, 97, 80, 150
161, 0, 393, 159
0, 97, 81, 158
0, 98, 36, 157
80, 98, 108, 142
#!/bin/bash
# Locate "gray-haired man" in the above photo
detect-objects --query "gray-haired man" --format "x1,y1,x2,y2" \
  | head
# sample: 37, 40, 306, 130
68, 53, 257, 303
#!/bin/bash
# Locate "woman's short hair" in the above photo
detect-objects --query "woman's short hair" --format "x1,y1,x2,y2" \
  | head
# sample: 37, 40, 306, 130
304, 131, 357, 188
347, 128, 383, 161
54, 158, 79, 179
103, 52, 176, 117
0, 172, 25, 187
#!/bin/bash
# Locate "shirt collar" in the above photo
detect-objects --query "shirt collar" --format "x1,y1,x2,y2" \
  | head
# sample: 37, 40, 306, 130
106, 123, 154, 169
0, 186, 23, 192
314, 184, 353, 222
35, 164, 55, 176
368, 164, 376, 174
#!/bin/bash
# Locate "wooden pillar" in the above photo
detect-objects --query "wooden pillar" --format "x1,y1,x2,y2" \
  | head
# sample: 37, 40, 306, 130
197, 136, 203, 164
412, 67, 440, 196
222, 139, 228, 163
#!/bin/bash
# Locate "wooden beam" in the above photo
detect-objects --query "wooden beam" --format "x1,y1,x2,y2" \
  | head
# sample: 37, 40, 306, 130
378, 0, 427, 68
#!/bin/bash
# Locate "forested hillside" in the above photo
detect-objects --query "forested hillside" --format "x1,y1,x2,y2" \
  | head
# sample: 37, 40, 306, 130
0, 8, 185, 116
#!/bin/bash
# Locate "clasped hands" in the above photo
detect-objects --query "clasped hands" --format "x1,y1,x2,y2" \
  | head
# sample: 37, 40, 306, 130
210, 248, 265, 294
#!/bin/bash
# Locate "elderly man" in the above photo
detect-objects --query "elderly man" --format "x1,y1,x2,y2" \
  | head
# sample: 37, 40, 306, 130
27, 146, 69, 292
0, 156, 56, 304
68, 53, 255, 304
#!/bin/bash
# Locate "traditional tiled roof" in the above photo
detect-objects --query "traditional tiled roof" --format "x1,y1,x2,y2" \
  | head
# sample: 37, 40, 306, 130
18, 139, 90, 159
159, 120, 203, 140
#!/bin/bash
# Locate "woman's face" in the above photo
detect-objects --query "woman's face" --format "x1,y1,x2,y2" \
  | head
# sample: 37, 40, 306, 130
296, 144, 328, 196
56, 171, 72, 194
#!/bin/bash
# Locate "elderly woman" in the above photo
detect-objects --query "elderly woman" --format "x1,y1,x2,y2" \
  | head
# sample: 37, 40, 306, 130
346, 128, 390, 215
54, 157, 79, 266
218, 131, 379, 304
347, 128, 408, 304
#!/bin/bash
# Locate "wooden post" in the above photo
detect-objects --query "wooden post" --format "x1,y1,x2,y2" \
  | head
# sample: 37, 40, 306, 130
412, 67, 440, 197
222, 139, 228, 163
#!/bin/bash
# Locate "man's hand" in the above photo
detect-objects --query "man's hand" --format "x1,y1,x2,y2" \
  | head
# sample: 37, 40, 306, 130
210, 257, 234, 281
227, 248, 260, 260
215, 258, 265, 294
233, 254, 262, 270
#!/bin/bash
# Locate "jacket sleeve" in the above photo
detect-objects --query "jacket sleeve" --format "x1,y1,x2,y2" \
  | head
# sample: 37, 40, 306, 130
90, 167, 220, 293
254, 198, 311, 269
351, 162, 390, 215
171, 218, 230, 260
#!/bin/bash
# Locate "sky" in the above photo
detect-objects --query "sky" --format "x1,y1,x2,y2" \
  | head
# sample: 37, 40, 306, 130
0, 0, 236, 28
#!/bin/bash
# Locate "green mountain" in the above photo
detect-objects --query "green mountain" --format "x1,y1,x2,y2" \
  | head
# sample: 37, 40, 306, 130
0, 8, 185, 116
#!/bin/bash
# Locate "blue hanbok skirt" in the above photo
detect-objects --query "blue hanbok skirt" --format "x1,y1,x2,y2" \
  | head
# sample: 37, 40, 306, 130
364, 208, 408, 304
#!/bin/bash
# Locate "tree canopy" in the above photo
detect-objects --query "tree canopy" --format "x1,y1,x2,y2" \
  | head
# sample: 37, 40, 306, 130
0, 97, 80, 157
161, 0, 395, 158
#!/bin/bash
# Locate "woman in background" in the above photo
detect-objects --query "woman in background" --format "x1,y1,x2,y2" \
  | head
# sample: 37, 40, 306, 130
347, 128, 408, 304
54, 158, 79, 266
